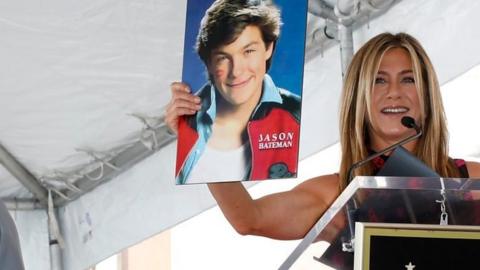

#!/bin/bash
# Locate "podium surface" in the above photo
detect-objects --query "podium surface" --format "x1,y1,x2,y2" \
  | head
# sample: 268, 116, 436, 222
280, 176, 480, 269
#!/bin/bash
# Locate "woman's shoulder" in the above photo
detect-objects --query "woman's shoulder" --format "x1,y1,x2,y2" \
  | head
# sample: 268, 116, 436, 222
466, 161, 480, 178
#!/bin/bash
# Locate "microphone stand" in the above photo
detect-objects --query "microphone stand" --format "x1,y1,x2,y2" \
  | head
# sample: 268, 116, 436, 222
346, 129, 423, 185
342, 117, 422, 252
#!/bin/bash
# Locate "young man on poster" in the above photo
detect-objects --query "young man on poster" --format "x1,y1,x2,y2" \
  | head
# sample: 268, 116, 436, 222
169, 0, 302, 184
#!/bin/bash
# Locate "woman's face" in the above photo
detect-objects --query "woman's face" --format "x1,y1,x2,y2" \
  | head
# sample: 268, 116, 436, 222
368, 47, 422, 150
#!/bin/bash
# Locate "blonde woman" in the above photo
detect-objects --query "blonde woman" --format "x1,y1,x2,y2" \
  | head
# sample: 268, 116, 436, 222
166, 32, 480, 265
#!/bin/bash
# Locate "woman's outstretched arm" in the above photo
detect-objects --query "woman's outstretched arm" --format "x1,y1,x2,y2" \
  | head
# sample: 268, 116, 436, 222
208, 174, 340, 240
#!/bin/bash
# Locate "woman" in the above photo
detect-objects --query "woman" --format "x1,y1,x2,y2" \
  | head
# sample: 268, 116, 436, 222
166, 32, 480, 252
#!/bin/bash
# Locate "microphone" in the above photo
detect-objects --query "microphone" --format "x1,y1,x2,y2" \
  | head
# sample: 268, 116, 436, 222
401, 116, 421, 134
346, 116, 422, 185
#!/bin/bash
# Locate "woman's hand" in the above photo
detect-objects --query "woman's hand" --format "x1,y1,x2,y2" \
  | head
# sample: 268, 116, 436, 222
165, 82, 201, 134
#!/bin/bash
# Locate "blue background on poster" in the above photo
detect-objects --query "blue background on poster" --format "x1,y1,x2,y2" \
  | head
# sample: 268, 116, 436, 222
181, 0, 307, 96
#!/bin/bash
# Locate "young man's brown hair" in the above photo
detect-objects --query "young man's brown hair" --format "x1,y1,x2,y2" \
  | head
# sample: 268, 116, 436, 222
196, 0, 281, 71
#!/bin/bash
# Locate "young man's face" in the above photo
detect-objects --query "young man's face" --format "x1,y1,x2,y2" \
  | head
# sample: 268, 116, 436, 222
208, 25, 273, 107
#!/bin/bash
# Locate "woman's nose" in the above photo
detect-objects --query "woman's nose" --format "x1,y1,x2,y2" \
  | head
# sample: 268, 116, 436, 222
386, 81, 402, 99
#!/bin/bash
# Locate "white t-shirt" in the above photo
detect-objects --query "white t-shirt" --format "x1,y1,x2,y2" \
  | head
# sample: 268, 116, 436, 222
187, 143, 251, 183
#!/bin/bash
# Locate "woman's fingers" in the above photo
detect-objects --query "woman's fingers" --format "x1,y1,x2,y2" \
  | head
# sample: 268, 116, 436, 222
165, 82, 201, 134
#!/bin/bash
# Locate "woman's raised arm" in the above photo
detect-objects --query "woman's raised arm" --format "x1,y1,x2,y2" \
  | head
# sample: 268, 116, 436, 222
208, 174, 340, 240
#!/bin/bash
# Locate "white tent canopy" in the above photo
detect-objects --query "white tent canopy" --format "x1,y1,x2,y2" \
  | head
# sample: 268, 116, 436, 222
1, 0, 480, 269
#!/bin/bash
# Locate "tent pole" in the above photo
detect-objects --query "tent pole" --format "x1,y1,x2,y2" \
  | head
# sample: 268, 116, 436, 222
49, 231, 63, 270
53, 125, 176, 206
0, 143, 48, 204
309, 0, 338, 22
307, 0, 398, 65
338, 24, 354, 78
48, 192, 64, 270
2, 198, 43, 210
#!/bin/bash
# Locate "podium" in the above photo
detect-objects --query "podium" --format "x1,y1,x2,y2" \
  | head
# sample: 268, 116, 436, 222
279, 176, 480, 269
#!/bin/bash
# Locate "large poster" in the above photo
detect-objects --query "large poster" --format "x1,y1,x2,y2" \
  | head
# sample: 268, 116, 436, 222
176, 0, 307, 184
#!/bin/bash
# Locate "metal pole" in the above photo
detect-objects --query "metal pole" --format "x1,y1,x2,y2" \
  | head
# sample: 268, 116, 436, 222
0, 143, 48, 204
2, 198, 43, 210
48, 227, 63, 270
48, 192, 64, 270
338, 24, 354, 78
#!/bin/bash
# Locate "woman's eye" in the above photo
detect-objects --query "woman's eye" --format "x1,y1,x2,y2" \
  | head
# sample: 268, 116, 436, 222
245, 49, 256, 55
375, 77, 386, 84
402, 76, 415, 83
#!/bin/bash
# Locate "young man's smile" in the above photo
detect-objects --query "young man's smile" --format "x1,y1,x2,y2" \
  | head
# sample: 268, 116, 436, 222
226, 76, 253, 88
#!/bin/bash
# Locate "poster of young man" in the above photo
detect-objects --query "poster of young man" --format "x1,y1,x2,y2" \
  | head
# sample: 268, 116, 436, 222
176, 0, 307, 184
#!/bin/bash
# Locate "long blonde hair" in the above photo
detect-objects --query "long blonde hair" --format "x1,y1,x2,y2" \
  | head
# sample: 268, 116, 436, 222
338, 32, 460, 190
